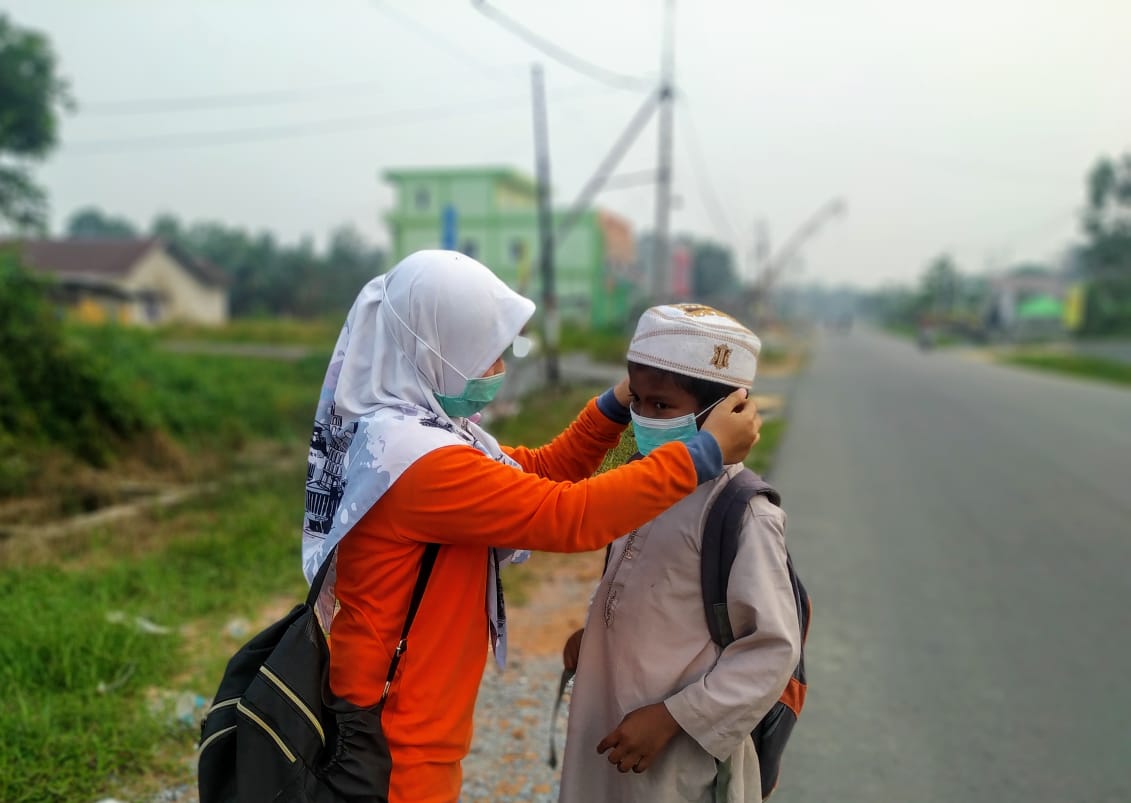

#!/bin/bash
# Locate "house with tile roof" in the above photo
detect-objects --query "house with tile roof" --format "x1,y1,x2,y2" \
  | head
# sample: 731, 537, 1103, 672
5, 237, 229, 326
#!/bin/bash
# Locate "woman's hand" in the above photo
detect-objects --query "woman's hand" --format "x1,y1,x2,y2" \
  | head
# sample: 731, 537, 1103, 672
613, 377, 632, 409
596, 702, 682, 773
700, 388, 761, 465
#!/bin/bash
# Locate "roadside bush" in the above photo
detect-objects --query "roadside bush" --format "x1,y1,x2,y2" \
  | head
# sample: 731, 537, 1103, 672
0, 250, 150, 477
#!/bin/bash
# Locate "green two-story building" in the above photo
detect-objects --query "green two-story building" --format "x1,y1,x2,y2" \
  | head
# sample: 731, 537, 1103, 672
383, 166, 640, 330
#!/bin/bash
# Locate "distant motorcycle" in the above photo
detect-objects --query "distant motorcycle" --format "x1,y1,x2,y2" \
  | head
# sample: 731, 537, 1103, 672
917, 328, 936, 351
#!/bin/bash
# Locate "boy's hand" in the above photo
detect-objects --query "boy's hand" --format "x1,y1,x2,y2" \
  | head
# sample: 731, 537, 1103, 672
700, 388, 761, 465
596, 702, 682, 773
563, 627, 584, 672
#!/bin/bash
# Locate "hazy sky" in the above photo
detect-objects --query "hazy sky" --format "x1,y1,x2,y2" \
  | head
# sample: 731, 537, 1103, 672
8, 0, 1131, 287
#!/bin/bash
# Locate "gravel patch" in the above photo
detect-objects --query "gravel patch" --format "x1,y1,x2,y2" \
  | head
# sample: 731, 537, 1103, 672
461, 653, 568, 803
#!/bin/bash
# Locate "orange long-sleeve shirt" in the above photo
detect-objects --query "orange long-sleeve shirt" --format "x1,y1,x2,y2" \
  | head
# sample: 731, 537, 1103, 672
329, 396, 700, 803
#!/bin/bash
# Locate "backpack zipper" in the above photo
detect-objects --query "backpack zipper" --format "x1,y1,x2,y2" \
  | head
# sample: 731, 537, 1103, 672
237, 701, 297, 763
198, 724, 236, 754
260, 665, 325, 745
206, 697, 238, 717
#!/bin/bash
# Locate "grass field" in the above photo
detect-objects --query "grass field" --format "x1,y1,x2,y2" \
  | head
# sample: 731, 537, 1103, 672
155, 317, 342, 347
0, 470, 306, 802
1, 325, 326, 514
1001, 351, 1131, 387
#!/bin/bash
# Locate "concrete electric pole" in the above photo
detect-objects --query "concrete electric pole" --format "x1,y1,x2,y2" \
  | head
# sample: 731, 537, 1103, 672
530, 64, 560, 385
651, 0, 676, 303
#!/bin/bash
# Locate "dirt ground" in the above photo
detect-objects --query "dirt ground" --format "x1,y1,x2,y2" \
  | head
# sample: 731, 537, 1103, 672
505, 550, 604, 657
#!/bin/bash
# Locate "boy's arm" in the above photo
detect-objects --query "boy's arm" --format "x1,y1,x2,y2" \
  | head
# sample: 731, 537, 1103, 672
502, 386, 632, 482
663, 503, 802, 761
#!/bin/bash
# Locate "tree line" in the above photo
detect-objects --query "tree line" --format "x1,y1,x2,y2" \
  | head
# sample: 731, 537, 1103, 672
863, 154, 1131, 338
67, 207, 386, 318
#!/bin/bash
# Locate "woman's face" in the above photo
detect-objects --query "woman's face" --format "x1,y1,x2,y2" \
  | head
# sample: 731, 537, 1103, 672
481, 356, 506, 378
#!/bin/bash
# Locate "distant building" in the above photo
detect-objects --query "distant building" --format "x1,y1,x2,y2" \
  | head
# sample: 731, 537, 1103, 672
383, 166, 640, 330
7, 238, 229, 326
987, 273, 1068, 340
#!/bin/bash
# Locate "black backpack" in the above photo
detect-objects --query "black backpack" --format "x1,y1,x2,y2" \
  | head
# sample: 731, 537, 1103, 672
197, 544, 439, 803
702, 468, 810, 800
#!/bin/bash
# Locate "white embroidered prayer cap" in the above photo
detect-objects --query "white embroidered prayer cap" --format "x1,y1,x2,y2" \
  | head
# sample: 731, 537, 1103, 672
627, 303, 761, 388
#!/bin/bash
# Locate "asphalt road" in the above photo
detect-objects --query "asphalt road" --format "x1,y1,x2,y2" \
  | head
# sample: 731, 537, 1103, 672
771, 330, 1131, 803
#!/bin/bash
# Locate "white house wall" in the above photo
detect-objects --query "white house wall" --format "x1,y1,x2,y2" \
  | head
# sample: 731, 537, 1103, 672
125, 246, 228, 325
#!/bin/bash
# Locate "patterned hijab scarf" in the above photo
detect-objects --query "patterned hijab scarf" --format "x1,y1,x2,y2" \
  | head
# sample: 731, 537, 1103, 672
302, 250, 535, 667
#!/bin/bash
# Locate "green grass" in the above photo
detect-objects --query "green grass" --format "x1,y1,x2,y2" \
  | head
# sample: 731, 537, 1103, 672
745, 417, 785, 478
156, 317, 342, 347
558, 321, 629, 364
3, 326, 326, 500
488, 383, 607, 446
0, 471, 305, 802
73, 326, 326, 446
1001, 352, 1131, 386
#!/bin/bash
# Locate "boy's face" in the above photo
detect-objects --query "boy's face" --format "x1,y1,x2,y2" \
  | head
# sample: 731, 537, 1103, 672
627, 364, 702, 420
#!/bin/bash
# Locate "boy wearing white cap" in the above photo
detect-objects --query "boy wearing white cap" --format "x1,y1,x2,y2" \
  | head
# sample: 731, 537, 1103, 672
558, 303, 803, 803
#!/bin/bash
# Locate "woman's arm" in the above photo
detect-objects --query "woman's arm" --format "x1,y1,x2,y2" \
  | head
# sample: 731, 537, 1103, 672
374, 431, 718, 553
502, 385, 632, 483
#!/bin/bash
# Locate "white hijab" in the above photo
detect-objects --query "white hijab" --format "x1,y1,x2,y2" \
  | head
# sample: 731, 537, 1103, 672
302, 250, 535, 664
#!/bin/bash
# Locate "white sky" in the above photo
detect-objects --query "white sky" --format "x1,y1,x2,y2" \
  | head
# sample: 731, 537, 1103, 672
8, 0, 1131, 287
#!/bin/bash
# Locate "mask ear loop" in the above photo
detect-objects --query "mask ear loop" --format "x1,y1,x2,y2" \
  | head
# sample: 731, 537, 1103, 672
383, 299, 471, 383
694, 395, 727, 424
382, 302, 485, 433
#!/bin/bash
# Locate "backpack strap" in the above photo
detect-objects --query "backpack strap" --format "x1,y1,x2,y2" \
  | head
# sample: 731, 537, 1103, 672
701, 469, 781, 648
380, 543, 441, 703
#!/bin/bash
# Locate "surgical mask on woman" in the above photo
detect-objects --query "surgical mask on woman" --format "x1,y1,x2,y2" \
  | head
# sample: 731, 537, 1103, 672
630, 396, 725, 456
434, 370, 505, 418
384, 298, 514, 419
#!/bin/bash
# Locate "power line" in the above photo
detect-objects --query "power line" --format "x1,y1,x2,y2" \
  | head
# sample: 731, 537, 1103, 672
64, 85, 611, 155
602, 169, 659, 190
79, 79, 390, 115
470, 0, 653, 92
79, 61, 530, 116
79, 3, 519, 116
371, 0, 505, 79
677, 97, 737, 241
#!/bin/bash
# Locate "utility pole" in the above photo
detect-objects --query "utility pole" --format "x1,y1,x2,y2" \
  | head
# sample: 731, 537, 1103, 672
651, 0, 676, 302
753, 198, 847, 324
531, 64, 560, 385
555, 89, 659, 241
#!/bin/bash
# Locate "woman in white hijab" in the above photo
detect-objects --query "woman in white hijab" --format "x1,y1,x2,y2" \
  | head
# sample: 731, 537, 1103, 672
300, 250, 760, 803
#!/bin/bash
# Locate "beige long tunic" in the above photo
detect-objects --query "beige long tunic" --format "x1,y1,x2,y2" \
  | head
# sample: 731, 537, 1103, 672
558, 464, 802, 803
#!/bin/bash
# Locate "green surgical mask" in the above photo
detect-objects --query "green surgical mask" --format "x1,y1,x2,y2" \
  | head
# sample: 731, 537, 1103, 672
435, 372, 506, 419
